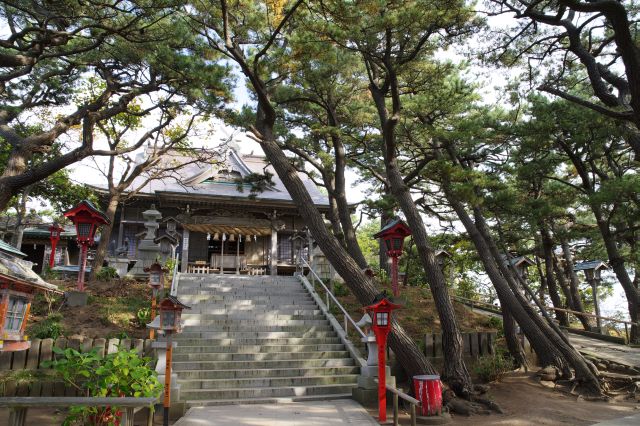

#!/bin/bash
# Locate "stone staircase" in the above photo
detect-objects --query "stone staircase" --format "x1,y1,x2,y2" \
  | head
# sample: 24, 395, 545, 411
170, 274, 359, 406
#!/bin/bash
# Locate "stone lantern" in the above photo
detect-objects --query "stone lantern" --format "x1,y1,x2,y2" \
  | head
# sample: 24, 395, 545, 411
144, 262, 167, 339
575, 260, 609, 333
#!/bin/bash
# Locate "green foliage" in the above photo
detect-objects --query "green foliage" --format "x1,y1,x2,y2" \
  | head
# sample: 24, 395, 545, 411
44, 346, 161, 424
332, 281, 350, 297
95, 266, 118, 282
28, 313, 65, 340
473, 351, 513, 383
136, 308, 151, 328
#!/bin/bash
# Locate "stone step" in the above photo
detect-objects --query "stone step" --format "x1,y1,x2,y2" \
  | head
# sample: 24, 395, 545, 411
178, 285, 305, 291
184, 308, 323, 315
177, 288, 308, 295
183, 303, 318, 311
173, 350, 351, 362
175, 366, 359, 380
179, 325, 334, 333
181, 320, 330, 328
176, 295, 316, 303
173, 358, 356, 371
180, 374, 358, 390
181, 313, 325, 320
185, 393, 352, 407
181, 383, 357, 401
173, 343, 346, 354
178, 276, 300, 284
174, 330, 336, 339
168, 337, 342, 346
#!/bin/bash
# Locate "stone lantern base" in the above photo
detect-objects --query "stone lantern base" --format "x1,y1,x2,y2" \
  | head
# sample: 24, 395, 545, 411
416, 413, 452, 424
352, 364, 395, 407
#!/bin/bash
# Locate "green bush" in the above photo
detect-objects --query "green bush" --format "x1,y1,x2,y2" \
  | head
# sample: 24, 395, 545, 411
474, 352, 513, 383
95, 266, 118, 281
28, 313, 65, 340
136, 307, 151, 327
44, 346, 161, 424
332, 281, 350, 297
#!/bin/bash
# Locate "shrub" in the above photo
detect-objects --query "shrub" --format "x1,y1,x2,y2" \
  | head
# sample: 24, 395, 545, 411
95, 266, 118, 281
44, 346, 161, 424
135, 308, 151, 328
28, 313, 65, 339
474, 352, 513, 383
332, 281, 350, 297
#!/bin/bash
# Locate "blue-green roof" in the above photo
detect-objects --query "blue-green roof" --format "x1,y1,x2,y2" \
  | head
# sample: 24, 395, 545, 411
0, 240, 26, 257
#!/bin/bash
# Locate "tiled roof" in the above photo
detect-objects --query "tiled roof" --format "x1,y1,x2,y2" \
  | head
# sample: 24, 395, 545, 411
0, 240, 26, 257
0, 253, 59, 292
96, 148, 330, 206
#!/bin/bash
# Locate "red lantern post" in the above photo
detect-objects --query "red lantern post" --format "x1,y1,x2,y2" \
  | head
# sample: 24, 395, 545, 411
48, 222, 64, 269
364, 296, 402, 423
373, 218, 412, 297
63, 201, 110, 291
147, 296, 190, 426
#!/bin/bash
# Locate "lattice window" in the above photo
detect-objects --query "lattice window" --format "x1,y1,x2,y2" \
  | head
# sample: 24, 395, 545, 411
4, 296, 27, 331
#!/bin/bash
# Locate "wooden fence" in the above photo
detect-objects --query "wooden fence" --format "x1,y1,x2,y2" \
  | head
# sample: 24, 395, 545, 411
424, 331, 497, 358
0, 337, 154, 397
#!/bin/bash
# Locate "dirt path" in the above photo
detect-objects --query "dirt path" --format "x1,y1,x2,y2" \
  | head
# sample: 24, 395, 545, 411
367, 372, 639, 426
451, 372, 638, 425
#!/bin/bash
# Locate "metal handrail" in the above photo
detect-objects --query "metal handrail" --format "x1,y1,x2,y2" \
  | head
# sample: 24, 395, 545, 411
300, 258, 367, 340
169, 253, 180, 297
373, 379, 422, 426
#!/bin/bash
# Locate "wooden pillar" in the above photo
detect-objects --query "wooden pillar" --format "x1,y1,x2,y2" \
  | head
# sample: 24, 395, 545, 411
306, 228, 313, 264
270, 229, 278, 276
236, 235, 240, 275
117, 204, 125, 248
220, 234, 225, 275
181, 228, 189, 273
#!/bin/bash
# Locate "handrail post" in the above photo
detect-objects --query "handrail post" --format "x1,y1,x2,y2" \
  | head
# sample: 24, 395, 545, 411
9, 407, 27, 426
625, 323, 629, 343
393, 393, 399, 426
410, 403, 416, 426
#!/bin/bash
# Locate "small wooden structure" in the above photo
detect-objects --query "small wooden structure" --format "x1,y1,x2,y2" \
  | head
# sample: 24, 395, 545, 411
0, 241, 60, 351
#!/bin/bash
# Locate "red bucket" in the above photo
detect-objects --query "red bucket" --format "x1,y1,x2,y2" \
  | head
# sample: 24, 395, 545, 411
413, 374, 443, 416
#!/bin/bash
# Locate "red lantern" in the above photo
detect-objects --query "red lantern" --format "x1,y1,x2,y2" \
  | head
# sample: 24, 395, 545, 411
64, 201, 110, 291
147, 296, 190, 426
364, 295, 402, 423
373, 218, 412, 297
48, 222, 64, 269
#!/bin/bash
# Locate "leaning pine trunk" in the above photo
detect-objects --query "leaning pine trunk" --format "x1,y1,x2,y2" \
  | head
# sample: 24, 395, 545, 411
256, 124, 437, 381
385, 160, 473, 397
539, 226, 569, 326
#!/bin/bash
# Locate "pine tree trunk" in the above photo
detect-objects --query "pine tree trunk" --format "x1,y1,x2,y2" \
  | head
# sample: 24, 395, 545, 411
379, 210, 391, 276
502, 307, 528, 369
256, 124, 437, 383
468, 206, 601, 393
539, 226, 569, 326
333, 137, 368, 269
385, 161, 472, 397
560, 240, 592, 330
91, 195, 119, 277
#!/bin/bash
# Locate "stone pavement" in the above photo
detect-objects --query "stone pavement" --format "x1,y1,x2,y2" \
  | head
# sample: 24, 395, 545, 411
567, 334, 640, 369
173, 399, 378, 425
593, 413, 640, 425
